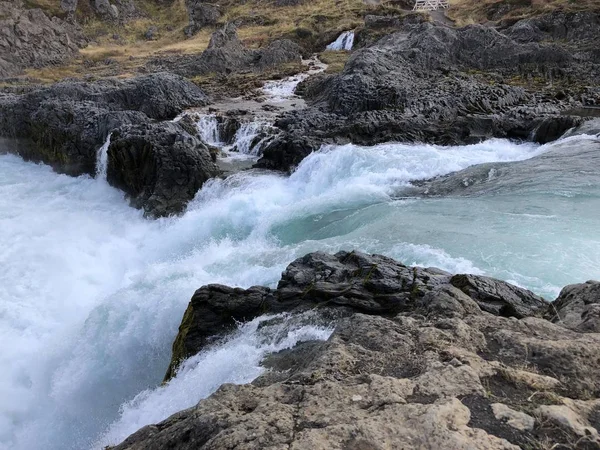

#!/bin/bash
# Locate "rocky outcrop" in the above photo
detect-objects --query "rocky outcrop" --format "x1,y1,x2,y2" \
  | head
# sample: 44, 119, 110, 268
0, 72, 209, 176
115, 251, 600, 450
0, 1, 86, 78
60, 0, 139, 22
255, 12, 600, 172
185, 0, 221, 36
107, 122, 220, 218
163, 251, 547, 380
0, 72, 217, 216
549, 281, 600, 333
146, 24, 303, 77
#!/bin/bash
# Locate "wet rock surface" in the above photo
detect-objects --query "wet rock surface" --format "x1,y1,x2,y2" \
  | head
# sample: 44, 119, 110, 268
0, 72, 218, 216
256, 12, 600, 172
115, 251, 600, 450
0, 72, 208, 176
108, 121, 220, 218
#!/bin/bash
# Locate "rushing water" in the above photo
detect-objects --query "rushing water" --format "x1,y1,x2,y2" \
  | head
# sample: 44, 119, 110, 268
326, 31, 355, 51
1, 135, 599, 450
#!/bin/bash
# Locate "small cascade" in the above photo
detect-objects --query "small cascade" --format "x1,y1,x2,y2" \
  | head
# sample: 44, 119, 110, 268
261, 55, 328, 102
326, 31, 355, 51
196, 114, 222, 146
231, 121, 275, 156
95, 133, 112, 180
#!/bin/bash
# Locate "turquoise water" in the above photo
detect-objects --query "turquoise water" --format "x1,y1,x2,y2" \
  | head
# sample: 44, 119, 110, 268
0, 136, 598, 449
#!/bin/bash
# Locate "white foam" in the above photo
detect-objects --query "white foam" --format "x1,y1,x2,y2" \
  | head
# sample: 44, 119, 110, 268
261, 56, 327, 102
1, 136, 599, 450
95, 134, 112, 180
230, 121, 275, 156
196, 114, 222, 146
326, 31, 355, 51
96, 312, 333, 447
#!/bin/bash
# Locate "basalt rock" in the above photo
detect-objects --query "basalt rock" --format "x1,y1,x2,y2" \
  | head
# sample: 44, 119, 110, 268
115, 251, 600, 450
185, 0, 221, 36
146, 24, 302, 77
107, 122, 220, 218
0, 72, 209, 176
0, 1, 86, 79
548, 281, 600, 333
163, 251, 548, 381
256, 13, 600, 171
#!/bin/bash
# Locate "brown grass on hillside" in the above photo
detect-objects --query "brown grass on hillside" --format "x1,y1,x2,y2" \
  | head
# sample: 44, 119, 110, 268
448, 0, 600, 26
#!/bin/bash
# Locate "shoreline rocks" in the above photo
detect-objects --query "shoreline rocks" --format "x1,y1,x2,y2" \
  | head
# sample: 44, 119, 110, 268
0, 72, 219, 217
114, 251, 600, 450
108, 122, 219, 218
255, 12, 600, 172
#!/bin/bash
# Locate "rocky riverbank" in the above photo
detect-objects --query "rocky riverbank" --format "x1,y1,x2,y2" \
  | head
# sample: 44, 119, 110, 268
256, 11, 600, 172
112, 251, 600, 450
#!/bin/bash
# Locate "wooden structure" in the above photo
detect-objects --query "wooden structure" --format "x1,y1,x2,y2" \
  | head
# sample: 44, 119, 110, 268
413, 0, 449, 11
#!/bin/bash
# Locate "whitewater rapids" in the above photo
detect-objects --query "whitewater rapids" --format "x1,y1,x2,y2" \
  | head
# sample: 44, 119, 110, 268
1, 136, 599, 450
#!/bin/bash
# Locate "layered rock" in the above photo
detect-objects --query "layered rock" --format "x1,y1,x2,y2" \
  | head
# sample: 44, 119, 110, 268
0, 1, 86, 78
108, 122, 219, 218
185, 0, 221, 36
115, 251, 600, 450
0, 72, 218, 216
146, 24, 303, 77
256, 12, 600, 172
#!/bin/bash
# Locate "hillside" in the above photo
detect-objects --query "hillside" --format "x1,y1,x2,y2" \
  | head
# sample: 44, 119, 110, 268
5, 0, 599, 84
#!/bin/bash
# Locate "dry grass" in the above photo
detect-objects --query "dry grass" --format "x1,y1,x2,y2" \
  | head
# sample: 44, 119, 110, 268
448, 0, 600, 26
318, 50, 352, 74
23, 0, 64, 16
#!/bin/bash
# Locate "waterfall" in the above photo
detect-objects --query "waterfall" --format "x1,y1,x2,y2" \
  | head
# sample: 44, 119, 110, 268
231, 121, 274, 156
196, 114, 222, 146
326, 31, 355, 51
5, 133, 600, 450
95, 133, 112, 180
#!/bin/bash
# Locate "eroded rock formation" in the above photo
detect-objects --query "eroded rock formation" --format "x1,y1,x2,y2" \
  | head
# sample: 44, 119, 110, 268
114, 251, 600, 450
0, 1, 86, 78
256, 12, 600, 172
0, 72, 219, 217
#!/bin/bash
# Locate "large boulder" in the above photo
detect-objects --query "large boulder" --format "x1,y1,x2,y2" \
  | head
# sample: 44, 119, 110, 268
549, 281, 600, 333
107, 122, 220, 218
185, 0, 221, 36
163, 251, 547, 380
114, 251, 600, 450
256, 13, 600, 171
146, 24, 302, 77
0, 1, 86, 78
0, 72, 209, 176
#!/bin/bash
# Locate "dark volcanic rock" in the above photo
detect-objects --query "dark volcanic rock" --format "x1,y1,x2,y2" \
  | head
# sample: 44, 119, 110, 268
163, 251, 549, 380
256, 13, 600, 171
107, 122, 220, 218
549, 281, 600, 333
0, 72, 208, 176
0, 1, 86, 78
115, 251, 600, 450
146, 24, 302, 77
0, 72, 217, 216
185, 0, 221, 35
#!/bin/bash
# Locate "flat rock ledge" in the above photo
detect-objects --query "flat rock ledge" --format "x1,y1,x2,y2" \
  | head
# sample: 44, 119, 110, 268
114, 251, 600, 450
